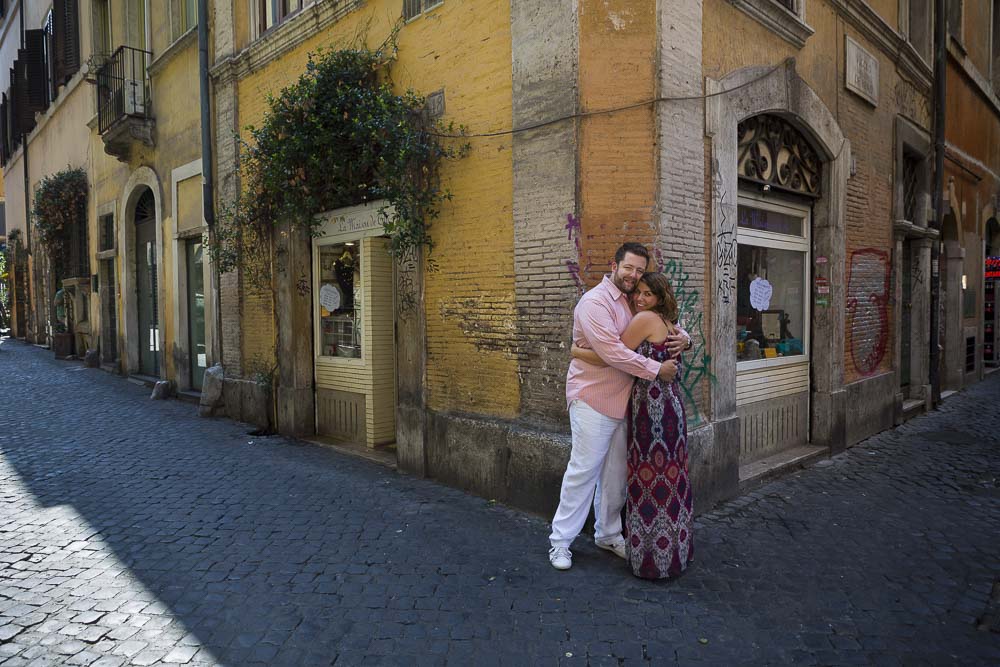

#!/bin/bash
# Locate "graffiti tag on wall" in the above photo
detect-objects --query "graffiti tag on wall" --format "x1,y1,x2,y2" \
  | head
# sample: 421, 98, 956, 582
396, 244, 418, 318
712, 158, 737, 303
565, 213, 589, 295
656, 250, 714, 426
847, 248, 890, 375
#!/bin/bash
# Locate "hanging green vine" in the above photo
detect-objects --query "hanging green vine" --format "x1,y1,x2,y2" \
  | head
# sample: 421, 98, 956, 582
32, 167, 88, 271
211, 32, 467, 284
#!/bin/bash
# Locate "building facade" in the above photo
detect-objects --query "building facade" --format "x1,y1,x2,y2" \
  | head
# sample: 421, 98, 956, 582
4, 0, 999, 517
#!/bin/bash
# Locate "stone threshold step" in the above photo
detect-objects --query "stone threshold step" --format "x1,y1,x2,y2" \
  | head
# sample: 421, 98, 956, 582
303, 435, 398, 471
738, 444, 828, 494
901, 398, 925, 421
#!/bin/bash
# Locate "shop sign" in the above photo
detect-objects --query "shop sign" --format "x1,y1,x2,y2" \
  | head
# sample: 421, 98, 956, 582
317, 200, 393, 240
986, 256, 1000, 279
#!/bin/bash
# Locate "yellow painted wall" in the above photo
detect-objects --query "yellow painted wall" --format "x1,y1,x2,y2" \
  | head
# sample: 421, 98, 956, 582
234, 0, 517, 417
90, 2, 202, 380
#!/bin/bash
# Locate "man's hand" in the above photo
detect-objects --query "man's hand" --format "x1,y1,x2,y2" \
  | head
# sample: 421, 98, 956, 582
665, 331, 691, 357
657, 359, 678, 382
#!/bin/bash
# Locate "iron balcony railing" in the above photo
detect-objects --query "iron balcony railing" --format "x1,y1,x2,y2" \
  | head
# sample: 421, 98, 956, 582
96, 45, 152, 135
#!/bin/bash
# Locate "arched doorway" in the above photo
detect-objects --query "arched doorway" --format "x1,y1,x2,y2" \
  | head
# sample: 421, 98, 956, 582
133, 188, 159, 376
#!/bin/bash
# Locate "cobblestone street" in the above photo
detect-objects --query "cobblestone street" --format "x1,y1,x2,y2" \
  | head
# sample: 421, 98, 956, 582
0, 339, 998, 665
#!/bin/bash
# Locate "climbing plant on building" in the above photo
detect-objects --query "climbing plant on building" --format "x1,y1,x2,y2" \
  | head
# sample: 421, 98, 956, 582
32, 167, 88, 273
211, 32, 468, 285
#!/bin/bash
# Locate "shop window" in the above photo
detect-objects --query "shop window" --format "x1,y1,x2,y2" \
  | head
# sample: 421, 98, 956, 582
317, 242, 361, 358
735, 199, 810, 366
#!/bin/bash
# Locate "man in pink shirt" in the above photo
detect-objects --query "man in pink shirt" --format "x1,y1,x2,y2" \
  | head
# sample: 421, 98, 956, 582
549, 242, 689, 570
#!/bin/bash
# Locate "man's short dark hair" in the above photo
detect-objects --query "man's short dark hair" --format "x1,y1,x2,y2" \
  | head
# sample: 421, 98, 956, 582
614, 242, 650, 266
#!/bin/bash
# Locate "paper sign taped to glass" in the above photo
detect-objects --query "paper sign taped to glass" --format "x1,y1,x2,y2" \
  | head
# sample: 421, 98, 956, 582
319, 283, 342, 312
749, 277, 773, 311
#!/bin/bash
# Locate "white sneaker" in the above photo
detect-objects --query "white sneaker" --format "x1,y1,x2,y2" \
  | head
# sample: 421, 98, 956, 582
549, 546, 572, 570
596, 539, 627, 559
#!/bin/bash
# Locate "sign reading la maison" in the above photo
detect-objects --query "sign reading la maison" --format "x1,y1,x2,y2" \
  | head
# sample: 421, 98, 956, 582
845, 35, 879, 107
316, 200, 394, 241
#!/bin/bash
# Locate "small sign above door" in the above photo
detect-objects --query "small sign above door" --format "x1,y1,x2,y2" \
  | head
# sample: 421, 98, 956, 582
316, 200, 394, 242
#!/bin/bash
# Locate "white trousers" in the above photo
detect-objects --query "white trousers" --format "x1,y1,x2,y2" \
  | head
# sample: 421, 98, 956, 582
549, 399, 627, 548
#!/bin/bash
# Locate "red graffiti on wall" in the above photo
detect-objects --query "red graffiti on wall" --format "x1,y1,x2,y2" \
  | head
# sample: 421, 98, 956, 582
847, 248, 890, 376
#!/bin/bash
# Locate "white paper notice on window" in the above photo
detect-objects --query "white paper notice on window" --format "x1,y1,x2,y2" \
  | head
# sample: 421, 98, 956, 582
319, 283, 342, 312
749, 277, 773, 311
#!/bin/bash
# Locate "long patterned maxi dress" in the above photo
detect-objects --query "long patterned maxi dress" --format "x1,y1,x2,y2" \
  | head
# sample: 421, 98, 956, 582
625, 339, 693, 580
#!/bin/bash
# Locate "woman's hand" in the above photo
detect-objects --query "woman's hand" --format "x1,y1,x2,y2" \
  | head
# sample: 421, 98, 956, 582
571, 344, 607, 367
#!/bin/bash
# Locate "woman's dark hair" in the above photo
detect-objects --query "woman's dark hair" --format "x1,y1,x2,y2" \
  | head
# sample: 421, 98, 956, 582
638, 272, 679, 323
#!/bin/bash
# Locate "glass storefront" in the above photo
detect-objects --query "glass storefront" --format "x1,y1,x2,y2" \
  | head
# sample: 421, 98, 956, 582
317, 243, 361, 358
735, 197, 810, 368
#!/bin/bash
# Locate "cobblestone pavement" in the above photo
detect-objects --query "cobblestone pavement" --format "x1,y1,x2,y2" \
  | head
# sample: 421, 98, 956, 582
0, 339, 998, 666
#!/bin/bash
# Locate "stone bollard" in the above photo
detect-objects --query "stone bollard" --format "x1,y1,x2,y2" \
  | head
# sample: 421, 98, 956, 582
199, 364, 226, 417
151, 380, 175, 400
84, 349, 100, 368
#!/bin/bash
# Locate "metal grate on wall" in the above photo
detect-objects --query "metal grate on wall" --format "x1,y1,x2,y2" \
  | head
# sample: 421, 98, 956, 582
966, 336, 976, 373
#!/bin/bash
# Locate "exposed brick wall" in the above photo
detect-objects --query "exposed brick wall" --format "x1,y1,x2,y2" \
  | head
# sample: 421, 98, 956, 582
838, 31, 896, 385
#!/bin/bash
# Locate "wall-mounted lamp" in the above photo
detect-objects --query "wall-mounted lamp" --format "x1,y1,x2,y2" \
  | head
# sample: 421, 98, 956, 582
962, 274, 968, 290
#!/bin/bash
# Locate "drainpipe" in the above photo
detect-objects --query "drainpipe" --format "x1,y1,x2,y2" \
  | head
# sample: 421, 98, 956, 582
929, 0, 946, 406
197, 0, 222, 367
18, 0, 36, 341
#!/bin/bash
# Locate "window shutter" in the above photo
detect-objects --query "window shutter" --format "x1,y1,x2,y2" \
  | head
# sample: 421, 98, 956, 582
13, 61, 36, 135
22, 30, 48, 113
53, 0, 66, 83
62, 0, 81, 82
1, 94, 8, 163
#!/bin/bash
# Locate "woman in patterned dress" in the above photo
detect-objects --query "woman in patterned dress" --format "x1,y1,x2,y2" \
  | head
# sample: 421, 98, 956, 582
571, 272, 693, 580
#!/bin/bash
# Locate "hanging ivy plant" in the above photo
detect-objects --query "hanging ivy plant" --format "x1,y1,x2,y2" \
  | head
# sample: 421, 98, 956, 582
211, 33, 467, 283
32, 167, 88, 270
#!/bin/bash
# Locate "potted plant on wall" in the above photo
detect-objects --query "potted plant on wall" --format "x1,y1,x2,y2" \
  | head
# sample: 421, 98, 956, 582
32, 167, 88, 357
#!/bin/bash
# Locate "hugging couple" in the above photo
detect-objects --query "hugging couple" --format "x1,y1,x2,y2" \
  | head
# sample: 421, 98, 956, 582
549, 242, 694, 580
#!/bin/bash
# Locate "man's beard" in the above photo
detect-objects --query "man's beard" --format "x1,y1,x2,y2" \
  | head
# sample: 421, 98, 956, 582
613, 272, 636, 293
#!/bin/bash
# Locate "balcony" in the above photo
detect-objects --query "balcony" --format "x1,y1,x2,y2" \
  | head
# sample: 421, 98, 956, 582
96, 45, 154, 161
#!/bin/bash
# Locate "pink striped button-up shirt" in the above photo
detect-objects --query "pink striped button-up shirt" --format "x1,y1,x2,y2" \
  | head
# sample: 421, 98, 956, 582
566, 275, 662, 419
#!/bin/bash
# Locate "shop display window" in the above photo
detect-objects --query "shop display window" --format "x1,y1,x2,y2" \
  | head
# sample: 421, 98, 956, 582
318, 243, 361, 358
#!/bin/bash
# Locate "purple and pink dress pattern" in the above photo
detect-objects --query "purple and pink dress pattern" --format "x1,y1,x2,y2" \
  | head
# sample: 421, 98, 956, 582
624, 338, 694, 580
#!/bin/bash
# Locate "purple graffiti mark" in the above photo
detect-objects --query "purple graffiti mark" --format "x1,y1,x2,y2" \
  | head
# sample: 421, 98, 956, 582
565, 213, 582, 254
847, 248, 890, 376
712, 158, 737, 303
566, 260, 585, 295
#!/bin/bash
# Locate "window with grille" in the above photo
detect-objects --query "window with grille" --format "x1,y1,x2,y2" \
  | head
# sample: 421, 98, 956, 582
99, 213, 115, 251
404, 0, 442, 21
902, 153, 920, 223
250, 0, 304, 39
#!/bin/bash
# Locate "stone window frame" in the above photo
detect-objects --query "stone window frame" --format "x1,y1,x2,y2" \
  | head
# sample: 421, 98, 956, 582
899, 0, 934, 65
893, 116, 932, 229
729, 0, 814, 49
404, 0, 443, 23
248, 0, 311, 42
